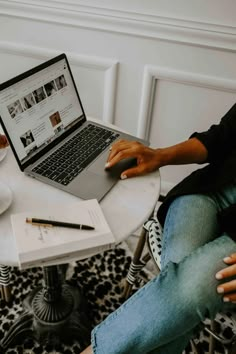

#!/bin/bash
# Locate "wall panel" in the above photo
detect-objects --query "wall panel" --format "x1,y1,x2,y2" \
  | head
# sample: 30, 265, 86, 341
138, 65, 236, 190
0, 42, 118, 123
0, 0, 235, 190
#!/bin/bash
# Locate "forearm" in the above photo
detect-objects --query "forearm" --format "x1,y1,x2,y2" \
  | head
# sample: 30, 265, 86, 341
156, 137, 208, 167
106, 137, 208, 179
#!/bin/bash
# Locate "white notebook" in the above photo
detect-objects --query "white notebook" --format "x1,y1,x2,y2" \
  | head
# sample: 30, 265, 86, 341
11, 199, 115, 269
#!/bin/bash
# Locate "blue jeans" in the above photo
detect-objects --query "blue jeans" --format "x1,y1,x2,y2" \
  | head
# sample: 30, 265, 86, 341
91, 184, 236, 354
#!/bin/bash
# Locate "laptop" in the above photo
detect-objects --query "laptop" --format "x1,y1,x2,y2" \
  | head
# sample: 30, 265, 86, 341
0, 53, 146, 201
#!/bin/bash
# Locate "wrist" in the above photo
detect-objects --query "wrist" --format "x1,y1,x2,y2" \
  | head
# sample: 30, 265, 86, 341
154, 148, 169, 167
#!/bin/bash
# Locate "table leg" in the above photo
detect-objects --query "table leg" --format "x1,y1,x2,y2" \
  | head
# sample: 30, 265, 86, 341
123, 227, 148, 299
0, 265, 12, 302
0, 284, 12, 303
0, 265, 92, 351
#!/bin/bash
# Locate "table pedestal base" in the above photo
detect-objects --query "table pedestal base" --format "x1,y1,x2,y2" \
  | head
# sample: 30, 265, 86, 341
0, 265, 92, 351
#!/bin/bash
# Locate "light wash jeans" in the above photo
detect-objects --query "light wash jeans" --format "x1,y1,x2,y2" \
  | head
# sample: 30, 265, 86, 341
91, 183, 236, 354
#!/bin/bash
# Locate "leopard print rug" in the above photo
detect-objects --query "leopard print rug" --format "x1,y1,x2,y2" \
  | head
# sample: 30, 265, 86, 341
0, 245, 235, 353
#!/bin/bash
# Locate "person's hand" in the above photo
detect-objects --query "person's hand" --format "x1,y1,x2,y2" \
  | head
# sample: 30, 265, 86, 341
216, 253, 236, 303
105, 139, 161, 179
0, 134, 8, 149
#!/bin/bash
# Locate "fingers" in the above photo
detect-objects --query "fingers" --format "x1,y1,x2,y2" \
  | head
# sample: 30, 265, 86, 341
217, 279, 236, 303
107, 140, 132, 159
105, 139, 159, 179
216, 263, 236, 279
106, 148, 134, 169
107, 140, 141, 162
216, 254, 236, 303
119, 165, 147, 180
217, 279, 236, 294
224, 293, 236, 302
215, 254, 236, 279
223, 253, 236, 264
105, 140, 143, 170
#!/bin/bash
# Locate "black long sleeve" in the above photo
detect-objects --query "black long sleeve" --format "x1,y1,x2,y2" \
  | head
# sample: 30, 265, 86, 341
190, 103, 236, 163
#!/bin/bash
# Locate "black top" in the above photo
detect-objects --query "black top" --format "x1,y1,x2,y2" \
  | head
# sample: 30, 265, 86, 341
157, 103, 236, 230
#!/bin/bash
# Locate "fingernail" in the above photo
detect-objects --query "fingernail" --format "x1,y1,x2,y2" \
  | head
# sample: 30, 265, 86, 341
223, 297, 230, 302
121, 174, 127, 180
224, 256, 232, 262
105, 162, 110, 168
217, 287, 224, 294
215, 272, 223, 279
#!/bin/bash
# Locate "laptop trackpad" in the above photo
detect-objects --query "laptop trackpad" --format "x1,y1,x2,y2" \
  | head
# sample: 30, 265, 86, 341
88, 151, 136, 178
69, 169, 116, 200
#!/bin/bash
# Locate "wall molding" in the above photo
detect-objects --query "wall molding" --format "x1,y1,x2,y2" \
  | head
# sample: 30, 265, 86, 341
137, 65, 236, 139
0, 1, 236, 52
0, 41, 118, 124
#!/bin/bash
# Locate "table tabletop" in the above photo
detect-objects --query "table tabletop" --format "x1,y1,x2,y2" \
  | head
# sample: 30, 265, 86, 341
0, 122, 160, 267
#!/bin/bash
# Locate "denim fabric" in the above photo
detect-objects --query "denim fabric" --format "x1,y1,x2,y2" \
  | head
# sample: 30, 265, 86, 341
91, 184, 236, 354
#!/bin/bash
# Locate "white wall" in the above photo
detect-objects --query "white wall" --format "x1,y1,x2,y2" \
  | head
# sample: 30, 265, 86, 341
0, 0, 236, 193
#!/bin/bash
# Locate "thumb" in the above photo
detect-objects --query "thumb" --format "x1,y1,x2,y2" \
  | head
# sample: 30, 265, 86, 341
120, 166, 144, 179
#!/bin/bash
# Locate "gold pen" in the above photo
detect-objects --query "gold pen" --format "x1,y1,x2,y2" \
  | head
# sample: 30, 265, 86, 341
26, 217, 95, 230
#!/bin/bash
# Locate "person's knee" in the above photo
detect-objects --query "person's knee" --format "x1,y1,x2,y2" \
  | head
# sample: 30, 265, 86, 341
173, 235, 235, 318
161, 194, 220, 267
161, 236, 235, 318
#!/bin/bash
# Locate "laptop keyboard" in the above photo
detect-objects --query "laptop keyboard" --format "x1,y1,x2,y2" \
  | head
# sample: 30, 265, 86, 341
32, 124, 119, 186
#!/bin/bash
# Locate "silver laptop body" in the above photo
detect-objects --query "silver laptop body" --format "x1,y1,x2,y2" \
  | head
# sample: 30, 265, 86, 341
0, 54, 146, 201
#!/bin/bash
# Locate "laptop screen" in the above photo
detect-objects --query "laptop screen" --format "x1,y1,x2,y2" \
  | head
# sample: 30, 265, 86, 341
0, 55, 85, 168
